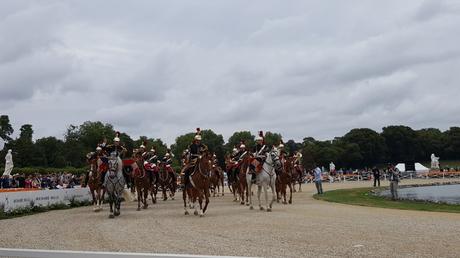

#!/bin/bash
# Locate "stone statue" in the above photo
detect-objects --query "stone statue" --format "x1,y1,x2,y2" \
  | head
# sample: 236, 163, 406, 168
329, 162, 336, 172
3, 149, 14, 177
430, 153, 440, 170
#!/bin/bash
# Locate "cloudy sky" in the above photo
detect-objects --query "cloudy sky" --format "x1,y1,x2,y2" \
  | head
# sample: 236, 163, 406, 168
1, 0, 460, 145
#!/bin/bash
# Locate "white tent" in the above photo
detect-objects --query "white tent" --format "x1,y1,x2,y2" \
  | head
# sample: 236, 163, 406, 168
395, 163, 429, 173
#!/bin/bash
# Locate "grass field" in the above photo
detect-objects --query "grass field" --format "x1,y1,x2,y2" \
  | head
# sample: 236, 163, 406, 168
314, 187, 460, 213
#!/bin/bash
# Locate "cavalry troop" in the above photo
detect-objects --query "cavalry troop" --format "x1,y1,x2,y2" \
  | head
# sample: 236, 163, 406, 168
85, 129, 304, 218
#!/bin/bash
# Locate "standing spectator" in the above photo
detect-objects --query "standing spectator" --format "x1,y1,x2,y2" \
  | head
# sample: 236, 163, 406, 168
314, 166, 323, 194
24, 175, 33, 188
372, 166, 381, 187
17, 174, 26, 188
388, 165, 400, 200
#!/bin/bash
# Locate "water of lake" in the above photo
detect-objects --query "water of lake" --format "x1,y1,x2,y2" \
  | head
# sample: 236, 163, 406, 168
379, 184, 460, 204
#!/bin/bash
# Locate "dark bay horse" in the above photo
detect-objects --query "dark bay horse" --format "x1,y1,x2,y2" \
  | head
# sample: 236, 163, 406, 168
237, 151, 251, 205
276, 156, 294, 204
225, 155, 240, 202
210, 164, 225, 197
123, 158, 150, 210
183, 150, 212, 217
292, 164, 304, 192
157, 162, 176, 201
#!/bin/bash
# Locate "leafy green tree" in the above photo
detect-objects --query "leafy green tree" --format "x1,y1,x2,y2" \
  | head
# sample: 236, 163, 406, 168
63, 124, 85, 167
381, 125, 419, 163
264, 131, 282, 147
342, 128, 387, 166
35, 137, 65, 167
416, 128, 445, 161
285, 139, 302, 155
0, 115, 14, 142
226, 131, 255, 153
444, 127, 460, 160
11, 124, 43, 167
78, 121, 115, 152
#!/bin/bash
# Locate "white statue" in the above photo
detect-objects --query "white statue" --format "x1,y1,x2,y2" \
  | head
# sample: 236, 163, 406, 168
329, 162, 336, 172
3, 149, 14, 177
430, 153, 440, 170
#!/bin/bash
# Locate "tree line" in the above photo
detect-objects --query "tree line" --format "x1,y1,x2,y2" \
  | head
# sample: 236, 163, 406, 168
1, 115, 459, 170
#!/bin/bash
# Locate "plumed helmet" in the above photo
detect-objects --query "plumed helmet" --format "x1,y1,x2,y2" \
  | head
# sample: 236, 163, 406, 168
232, 147, 238, 153
240, 144, 246, 149
194, 128, 202, 140
96, 146, 102, 151
255, 131, 264, 141
140, 140, 147, 149
165, 153, 170, 157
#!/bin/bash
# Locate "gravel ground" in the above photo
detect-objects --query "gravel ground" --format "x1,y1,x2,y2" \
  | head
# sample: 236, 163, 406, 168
1, 178, 459, 258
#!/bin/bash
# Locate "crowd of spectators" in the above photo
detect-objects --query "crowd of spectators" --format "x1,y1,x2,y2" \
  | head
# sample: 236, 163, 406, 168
0, 173, 82, 190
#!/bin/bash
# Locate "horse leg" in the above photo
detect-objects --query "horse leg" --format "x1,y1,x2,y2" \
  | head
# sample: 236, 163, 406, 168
183, 186, 189, 215
193, 190, 199, 216
288, 183, 293, 204
143, 187, 148, 209
108, 195, 114, 218
202, 188, 210, 216
257, 184, 263, 210
136, 185, 141, 211
269, 180, 276, 210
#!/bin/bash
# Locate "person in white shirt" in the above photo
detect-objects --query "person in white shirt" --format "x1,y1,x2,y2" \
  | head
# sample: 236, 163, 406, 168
314, 166, 323, 194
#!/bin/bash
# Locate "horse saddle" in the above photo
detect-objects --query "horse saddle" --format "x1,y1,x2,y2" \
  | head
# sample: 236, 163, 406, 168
251, 159, 263, 174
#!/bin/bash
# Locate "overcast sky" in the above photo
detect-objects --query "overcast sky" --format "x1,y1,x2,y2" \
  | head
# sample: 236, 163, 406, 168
1, 0, 460, 146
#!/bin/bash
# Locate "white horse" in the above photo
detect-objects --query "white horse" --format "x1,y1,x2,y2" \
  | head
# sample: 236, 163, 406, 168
246, 148, 282, 212
104, 152, 125, 219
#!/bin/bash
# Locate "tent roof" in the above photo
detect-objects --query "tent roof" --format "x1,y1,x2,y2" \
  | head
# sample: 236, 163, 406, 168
395, 163, 429, 173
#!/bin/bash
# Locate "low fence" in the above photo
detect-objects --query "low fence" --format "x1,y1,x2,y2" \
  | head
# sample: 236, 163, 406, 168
0, 187, 92, 212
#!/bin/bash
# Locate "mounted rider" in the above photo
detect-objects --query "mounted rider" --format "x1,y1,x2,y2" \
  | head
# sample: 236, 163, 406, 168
293, 151, 303, 172
249, 131, 268, 181
181, 128, 208, 187
162, 148, 175, 174
104, 132, 127, 159
143, 146, 159, 183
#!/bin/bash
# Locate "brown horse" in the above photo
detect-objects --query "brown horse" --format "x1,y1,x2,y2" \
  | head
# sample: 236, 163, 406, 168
183, 150, 212, 217
157, 162, 176, 201
237, 152, 251, 205
210, 163, 225, 197
291, 164, 304, 192
86, 152, 104, 211
276, 157, 294, 204
124, 158, 150, 210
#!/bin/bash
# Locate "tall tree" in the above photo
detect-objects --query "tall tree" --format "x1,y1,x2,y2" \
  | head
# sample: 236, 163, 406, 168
381, 125, 419, 163
342, 128, 387, 166
0, 115, 14, 142
416, 128, 445, 161
444, 127, 460, 160
263, 131, 283, 147
226, 131, 255, 153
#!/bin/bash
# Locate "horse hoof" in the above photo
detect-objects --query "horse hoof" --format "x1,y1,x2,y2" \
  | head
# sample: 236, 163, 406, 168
185, 211, 189, 215
137, 208, 141, 211
246, 203, 250, 206
194, 211, 198, 216
171, 197, 175, 200
283, 201, 287, 205
109, 214, 115, 219
288, 200, 292, 204
267, 208, 272, 212
143, 206, 148, 209
250, 206, 254, 210
260, 207, 264, 211
152, 200, 157, 204
114, 211, 120, 216
200, 214, 204, 217
240, 202, 245, 205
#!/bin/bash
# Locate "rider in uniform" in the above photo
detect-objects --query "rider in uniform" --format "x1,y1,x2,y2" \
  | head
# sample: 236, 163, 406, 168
182, 128, 208, 187
249, 131, 268, 182
104, 132, 127, 159
162, 149, 175, 173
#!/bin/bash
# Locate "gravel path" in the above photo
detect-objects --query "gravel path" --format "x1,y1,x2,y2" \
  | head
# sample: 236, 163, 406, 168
1, 179, 459, 258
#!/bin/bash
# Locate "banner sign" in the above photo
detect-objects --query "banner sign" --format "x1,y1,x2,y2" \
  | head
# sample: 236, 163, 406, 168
0, 187, 91, 212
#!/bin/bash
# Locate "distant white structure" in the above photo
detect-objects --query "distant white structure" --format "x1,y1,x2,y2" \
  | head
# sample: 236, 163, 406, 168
395, 163, 429, 174
430, 153, 440, 170
3, 149, 14, 177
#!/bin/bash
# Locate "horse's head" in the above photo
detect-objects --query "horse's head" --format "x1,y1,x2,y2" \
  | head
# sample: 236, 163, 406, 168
268, 148, 282, 170
108, 153, 119, 178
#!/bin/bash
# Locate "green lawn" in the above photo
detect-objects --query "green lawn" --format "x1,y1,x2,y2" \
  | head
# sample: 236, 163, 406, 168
314, 187, 460, 213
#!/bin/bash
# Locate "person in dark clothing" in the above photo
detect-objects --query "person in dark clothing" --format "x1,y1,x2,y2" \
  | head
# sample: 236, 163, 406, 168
182, 128, 208, 187
249, 131, 268, 182
372, 166, 381, 187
